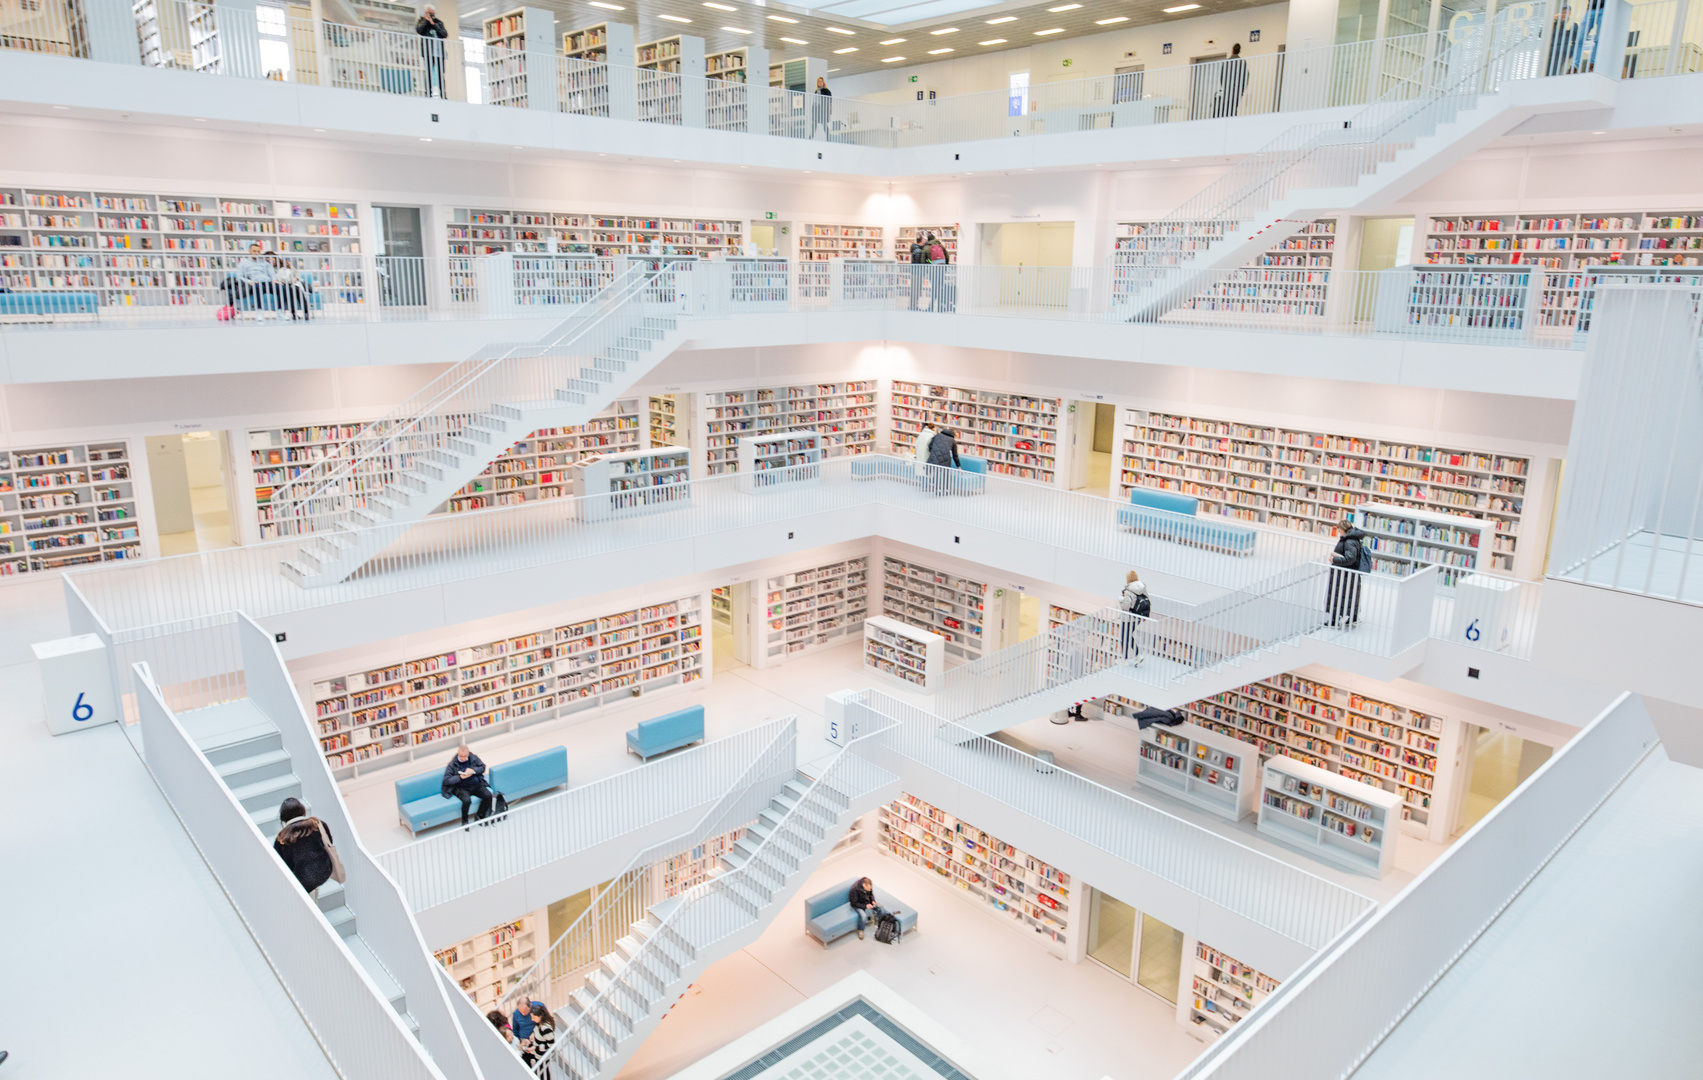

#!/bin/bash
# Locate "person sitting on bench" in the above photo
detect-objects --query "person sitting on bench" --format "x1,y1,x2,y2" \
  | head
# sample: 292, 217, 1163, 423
850, 876, 895, 940
442, 745, 493, 826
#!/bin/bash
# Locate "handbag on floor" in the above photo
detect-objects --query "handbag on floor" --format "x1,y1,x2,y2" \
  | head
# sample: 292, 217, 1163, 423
319, 821, 347, 884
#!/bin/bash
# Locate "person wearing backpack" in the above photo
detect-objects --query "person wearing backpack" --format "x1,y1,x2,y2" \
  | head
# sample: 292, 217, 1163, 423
1116, 571, 1150, 662
908, 235, 929, 310
926, 233, 955, 312
1328, 516, 1369, 626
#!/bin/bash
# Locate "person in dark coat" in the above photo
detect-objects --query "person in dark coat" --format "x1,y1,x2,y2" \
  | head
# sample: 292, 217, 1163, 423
416, 5, 450, 98
811, 76, 833, 140
443, 745, 493, 826
1132, 706, 1187, 730
1216, 43, 1249, 117
849, 876, 889, 940
273, 797, 336, 893
1327, 517, 1368, 627
924, 426, 960, 495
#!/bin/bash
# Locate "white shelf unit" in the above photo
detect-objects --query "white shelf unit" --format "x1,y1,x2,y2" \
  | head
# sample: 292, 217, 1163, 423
1355, 499, 1492, 584
560, 22, 634, 117
655, 827, 745, 897
890, 381, 1061, 484
709, 585, 733, 629
0, 441, 142, 576
245, 399, 641, 539
1113, 219, 1335, 319
1047, 603, 1087, 632
761, 555, 870, 665
705, 45, 766, 131
133, 0, 190, 69
1184, 941, 1280, 1041
880, 554, 987, 661
896, 224, 959, 259
863, 615, 944, 691
0, 187, 361, 300
1424, 209, 1703, 270
1105, 670, 1446, 839
1257, 756, 1399, 877
307, 593, 706, 778
877, 792, 1074, 955
636, 34, 703, 125
700, 381, 877, 475
648, 395, 679, 447
446, 207, 742, 259
1135, 721, 1259, 822
1375, 265, 1542, 337
572, 445, 691, 520
726, 257, 790, 308
1116, 408, 1530, 573
483, 8, 555, 109
737, 430, 823, 491
434, 915, 539, 1012
798, 223, 885, 299
832, 259, 908, 306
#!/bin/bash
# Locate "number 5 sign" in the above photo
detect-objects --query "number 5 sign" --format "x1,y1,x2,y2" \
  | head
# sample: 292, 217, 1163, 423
31, 634, 119, 736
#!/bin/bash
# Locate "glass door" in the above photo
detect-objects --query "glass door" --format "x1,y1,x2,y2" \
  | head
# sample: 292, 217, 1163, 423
1135, 913, 1185, 1002
375, 205, 426, 307
1086, 890, 1137, 977
1087, 888, 1186, 1003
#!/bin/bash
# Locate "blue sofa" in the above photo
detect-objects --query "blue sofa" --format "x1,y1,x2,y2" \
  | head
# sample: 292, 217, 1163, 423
803, 877, 917, 947
394, 745, 569, 833
1117, 486, 1258, 557
234, 288, 324, 313
626, 704, 705, 761
953, 454, 988, 494
0, 291, 98, 319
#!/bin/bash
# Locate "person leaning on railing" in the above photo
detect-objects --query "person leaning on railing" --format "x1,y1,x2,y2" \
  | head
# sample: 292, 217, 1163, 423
417, 6, 450, 98
1327, 515, 1368, 627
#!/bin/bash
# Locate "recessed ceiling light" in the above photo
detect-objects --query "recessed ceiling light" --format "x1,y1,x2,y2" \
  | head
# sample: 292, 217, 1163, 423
781, 36, 807, 43
420, 137, 433, 141
880, 37, 906, 44
1095, 15, 1128, 23
51, 105, 69, 110
314, 127, 326, 131
979, 38, 1006, 44
192, 117, 208, 122
703, 2, 735, 9
826, 26, 855, 34
881, 55, 906, 62
986, 15, 1017, 23
928, 47, 953, 53
659, 12, 690, 20
1591, 130, 1607, 134
930, 26, 959, 34
767, 14, 797, 21
834, 46, 857, 53
1047, 3, 1081, 10
723, 25, 751, 32
1034, 27, 1065, 35
588, 2, 622, 9
1162, 3, 1201, 11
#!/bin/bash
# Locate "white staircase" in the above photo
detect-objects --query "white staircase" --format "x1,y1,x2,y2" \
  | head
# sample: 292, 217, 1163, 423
272, 266, 697, 588
181, 699, 423, 1040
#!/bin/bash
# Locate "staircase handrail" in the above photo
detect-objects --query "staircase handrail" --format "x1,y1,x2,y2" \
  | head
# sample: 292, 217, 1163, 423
500, 714, 799, 1014
541, 718, 900, 1079
267, 262, 673, 536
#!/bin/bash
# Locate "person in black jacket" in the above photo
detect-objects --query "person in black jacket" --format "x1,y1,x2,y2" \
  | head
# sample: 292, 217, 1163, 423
1216, 43, 1249, 117
924, 426, 960, 495
273, 797, 336, 894
908, 235, 929, 310
417, 5, 450, 98
810, 77, 833, 141
1132, 706, 1187, 730
1328, 517, 1367, 627
849, 877, 888, 940
443, 745, 493, 826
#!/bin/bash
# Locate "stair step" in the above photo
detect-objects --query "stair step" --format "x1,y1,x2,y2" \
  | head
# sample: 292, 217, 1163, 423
322, 901, 358, 939
216, 747, 294, 789
344, 933, 408, 1017
229, 769, 303, 813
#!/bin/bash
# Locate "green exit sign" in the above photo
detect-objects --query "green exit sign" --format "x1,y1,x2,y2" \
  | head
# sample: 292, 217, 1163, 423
909, 75, 918, 83
764, 211, 777, 219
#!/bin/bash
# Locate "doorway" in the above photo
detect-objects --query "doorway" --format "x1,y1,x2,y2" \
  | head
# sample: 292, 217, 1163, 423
1455, 727, 1554, 834
749, 222, 778, 256
978, 221, 1076, 309
996, 589, 1042, 649
375, 204, 426, 306
1188, 53, 1227, 120
1352, 216, 1415, 323
1086, 888, 1185, 1002
146, 431, 239, 556
1067, 401, 1116, 493
714, 581, 754, 671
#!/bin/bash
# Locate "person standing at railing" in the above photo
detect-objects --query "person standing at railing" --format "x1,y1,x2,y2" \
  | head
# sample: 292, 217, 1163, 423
1574, 0, 1606, 74
442, 744, 494, 826
518, 1003, 555, 1066
908, 233, 930, 310
1327, 515, 1369, 627
416, 5, 450, 99
1215, 43, 1250, 118
927, 233, 955, 312
269, 255, 313, 321
926, 425, 961, 494
811, 77, 834, 141
913, 423, 937, 475
1548, 5, 1579, 74
1116, 572, 1150, 664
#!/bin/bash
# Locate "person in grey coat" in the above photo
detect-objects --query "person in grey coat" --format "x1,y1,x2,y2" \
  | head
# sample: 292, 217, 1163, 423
925, 426, 960, 494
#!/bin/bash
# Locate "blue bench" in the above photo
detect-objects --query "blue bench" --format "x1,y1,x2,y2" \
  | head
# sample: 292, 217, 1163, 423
394, 745, 569, 834
626, 704, 705, 761
803, 876, 917, 947
851, 457, 915, 482
234, 288, 325, 313
1117, 486, 1258, 556
0, 292, 99, 319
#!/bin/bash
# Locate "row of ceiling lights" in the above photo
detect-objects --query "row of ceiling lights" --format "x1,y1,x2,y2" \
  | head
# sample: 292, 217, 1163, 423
571, 1, 1205, 60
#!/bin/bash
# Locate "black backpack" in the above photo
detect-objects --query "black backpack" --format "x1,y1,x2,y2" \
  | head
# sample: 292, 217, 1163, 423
909, 242, 928, 264
874, 911, 900, 944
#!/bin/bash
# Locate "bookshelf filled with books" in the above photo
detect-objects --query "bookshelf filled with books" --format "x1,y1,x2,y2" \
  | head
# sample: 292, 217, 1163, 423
737, 430, 823, 491
656, 827, 745, 897
305, 592, 707, 778
1257, 755, 1399, 877
877, 792, 1075, 956
648, 395, 678, 447
445, 206, 743, 259
896, 224, 959, 259
705, 46, 766, 130
699, 381, 877, 475
1423, 208, 1703, 269
1112, 219, 1335, 319
760, 555, 870, 666
880, 554, 987, 660
1135, 721, 1259, 822
571, 445, 691, 520
1182, 941, 1280, 1041
1354, 500, 1492, 584
710, 585, 733, 629
0, 441, 143, 575
798, 223, 885, 261
1115, 407, 1532, 575
1047, 604, 1088, 632
726, 257, 790, 308
890, 381, 1061, 484
434, 915, 539, 1012
862, 615, 943, 691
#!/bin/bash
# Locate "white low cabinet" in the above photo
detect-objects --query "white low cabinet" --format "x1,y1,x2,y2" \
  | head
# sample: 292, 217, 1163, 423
862, 615, 943, 692
1135, 721, 1258, 822
572, 446, 692, 521
1256, 756, 1400, 878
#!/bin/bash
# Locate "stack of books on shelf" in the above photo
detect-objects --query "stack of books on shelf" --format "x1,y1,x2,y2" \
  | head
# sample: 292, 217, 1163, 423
763, 556, 869, 662
890, 381, 1061, 483
1257, 756, 1398, 876
1425, 209, 1703, 270
0, 442, 142, 574
702, 382, 876, 474
862, 617, 939, 689
1187, 942, 1279, 1040
1113, 218, 1334, 319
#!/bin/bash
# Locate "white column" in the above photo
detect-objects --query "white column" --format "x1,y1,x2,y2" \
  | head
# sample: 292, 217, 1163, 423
521, 7, 558, 111
605, 21, 637, 121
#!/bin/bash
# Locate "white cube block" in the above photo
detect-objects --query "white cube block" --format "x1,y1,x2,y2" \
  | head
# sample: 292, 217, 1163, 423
1450, 573, 1521, 651
33, 634, 119, 736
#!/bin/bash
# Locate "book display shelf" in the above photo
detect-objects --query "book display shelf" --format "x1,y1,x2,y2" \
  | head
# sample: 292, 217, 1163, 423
246, 400, 641, 538
655, 827, 745, 897
1104, 669, 1447, 839
445, 206, 742, 259
737, 430, 823, 491
571, 445, 691, 520
705, 46, 762, 129
1424, 209, 1703, 269
798, 224, 885, 298
1183, 942, 1280, 1041
896, 224, 959, 258
700, 382, 877, 475
1116, 408, 1529, 572
1375, 265, 1542, 337
1113, 219, 1335, 319
648, 395, 678, 447
308, 593, 706, 778
1257, 756, 1399, 877
881, 554, 987, 660
890, 381, 1061, 483
1135, 721, 1259, 822
726, 257, 790, 308
833, 259, 908, 306
760, 555, 870, 665
862, 615, 944, 691
1355, 500, 1491, 584
0, 188, 361, 300
1047, 604, 1087, 632
434, 915, 538, 1012
877, 792, 1074, 955
710, 585, 733, 629
0, 442, 142, 575
636, 35, 703, 124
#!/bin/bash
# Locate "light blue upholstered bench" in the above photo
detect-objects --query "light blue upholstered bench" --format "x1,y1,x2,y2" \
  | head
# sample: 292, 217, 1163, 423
803, 876, 917, 946
626, 704, 705, 761
1116, 486, 1258, 556
0, 292, 98, 319
394, 745, 568, 833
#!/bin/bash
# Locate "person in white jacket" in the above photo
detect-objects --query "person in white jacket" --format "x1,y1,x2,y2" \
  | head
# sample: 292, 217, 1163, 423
913, 425, 936, 472
1117, 571, 1149, 663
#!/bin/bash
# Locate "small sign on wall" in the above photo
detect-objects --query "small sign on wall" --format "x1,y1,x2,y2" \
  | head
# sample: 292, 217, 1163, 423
1250, 29, 1261, 42
1162, 42, 1172, 54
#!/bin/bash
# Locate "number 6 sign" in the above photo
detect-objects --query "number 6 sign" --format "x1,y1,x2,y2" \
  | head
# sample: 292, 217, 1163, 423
31, 634, 119, 736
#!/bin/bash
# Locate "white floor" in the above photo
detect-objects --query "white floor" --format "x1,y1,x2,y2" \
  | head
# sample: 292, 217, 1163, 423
1351, 746, 1703, 1079
1558, 530, 1703, 605
617, 848, 1208, 1080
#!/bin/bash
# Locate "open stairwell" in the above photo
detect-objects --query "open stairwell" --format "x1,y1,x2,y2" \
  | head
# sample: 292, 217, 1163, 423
179, 699, 423, 1041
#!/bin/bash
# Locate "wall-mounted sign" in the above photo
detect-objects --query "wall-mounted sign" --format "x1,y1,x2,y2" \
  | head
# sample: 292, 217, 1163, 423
1250, 29, 1261, 42
1162, 42, 1172, 54
764, 211, 777, 219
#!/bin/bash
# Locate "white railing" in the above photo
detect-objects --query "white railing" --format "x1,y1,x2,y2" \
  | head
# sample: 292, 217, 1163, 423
133, 661, 446, 1080
134, 0, 263, 76
1174, 691, 1656, 1080
1429, 569, 1545, 660
845, 689, 1375, 949
288, 15, 461, 99
378, 717, 797, 912
437, 966, 532, 1080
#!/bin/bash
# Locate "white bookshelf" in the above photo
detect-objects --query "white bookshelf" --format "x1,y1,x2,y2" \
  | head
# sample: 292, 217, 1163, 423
0, 441, 142, 576
1113, 218, 1335, 319
832, 259, 908, 307
710, 585, 733, 629
446, 206, 742, 258
700, 382, 877, 475
656, 827, 745, 896
306, 593, 706, 778
1355, 500, 1491, 584
1257, 756, 1400, 877
737, 430, 823, 491
1116, 408, 1531, 574
881, 554, 987, 660
896, 224, 959, 259
760, 555, 870, 666
648, 394, 679, 446
1182, 941, 1280, 1041
863, 616, 943, 692
1424, 208, 1703, 269
877, 792, 1074, 955
798, 222, 885, 260
1047, 603, 1088, 632
890, 381, 1061, 484
1135, 721, 1259, 822
572, 445, 691, 520
434, 914, 539, 1011
726, 257, 790, 308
